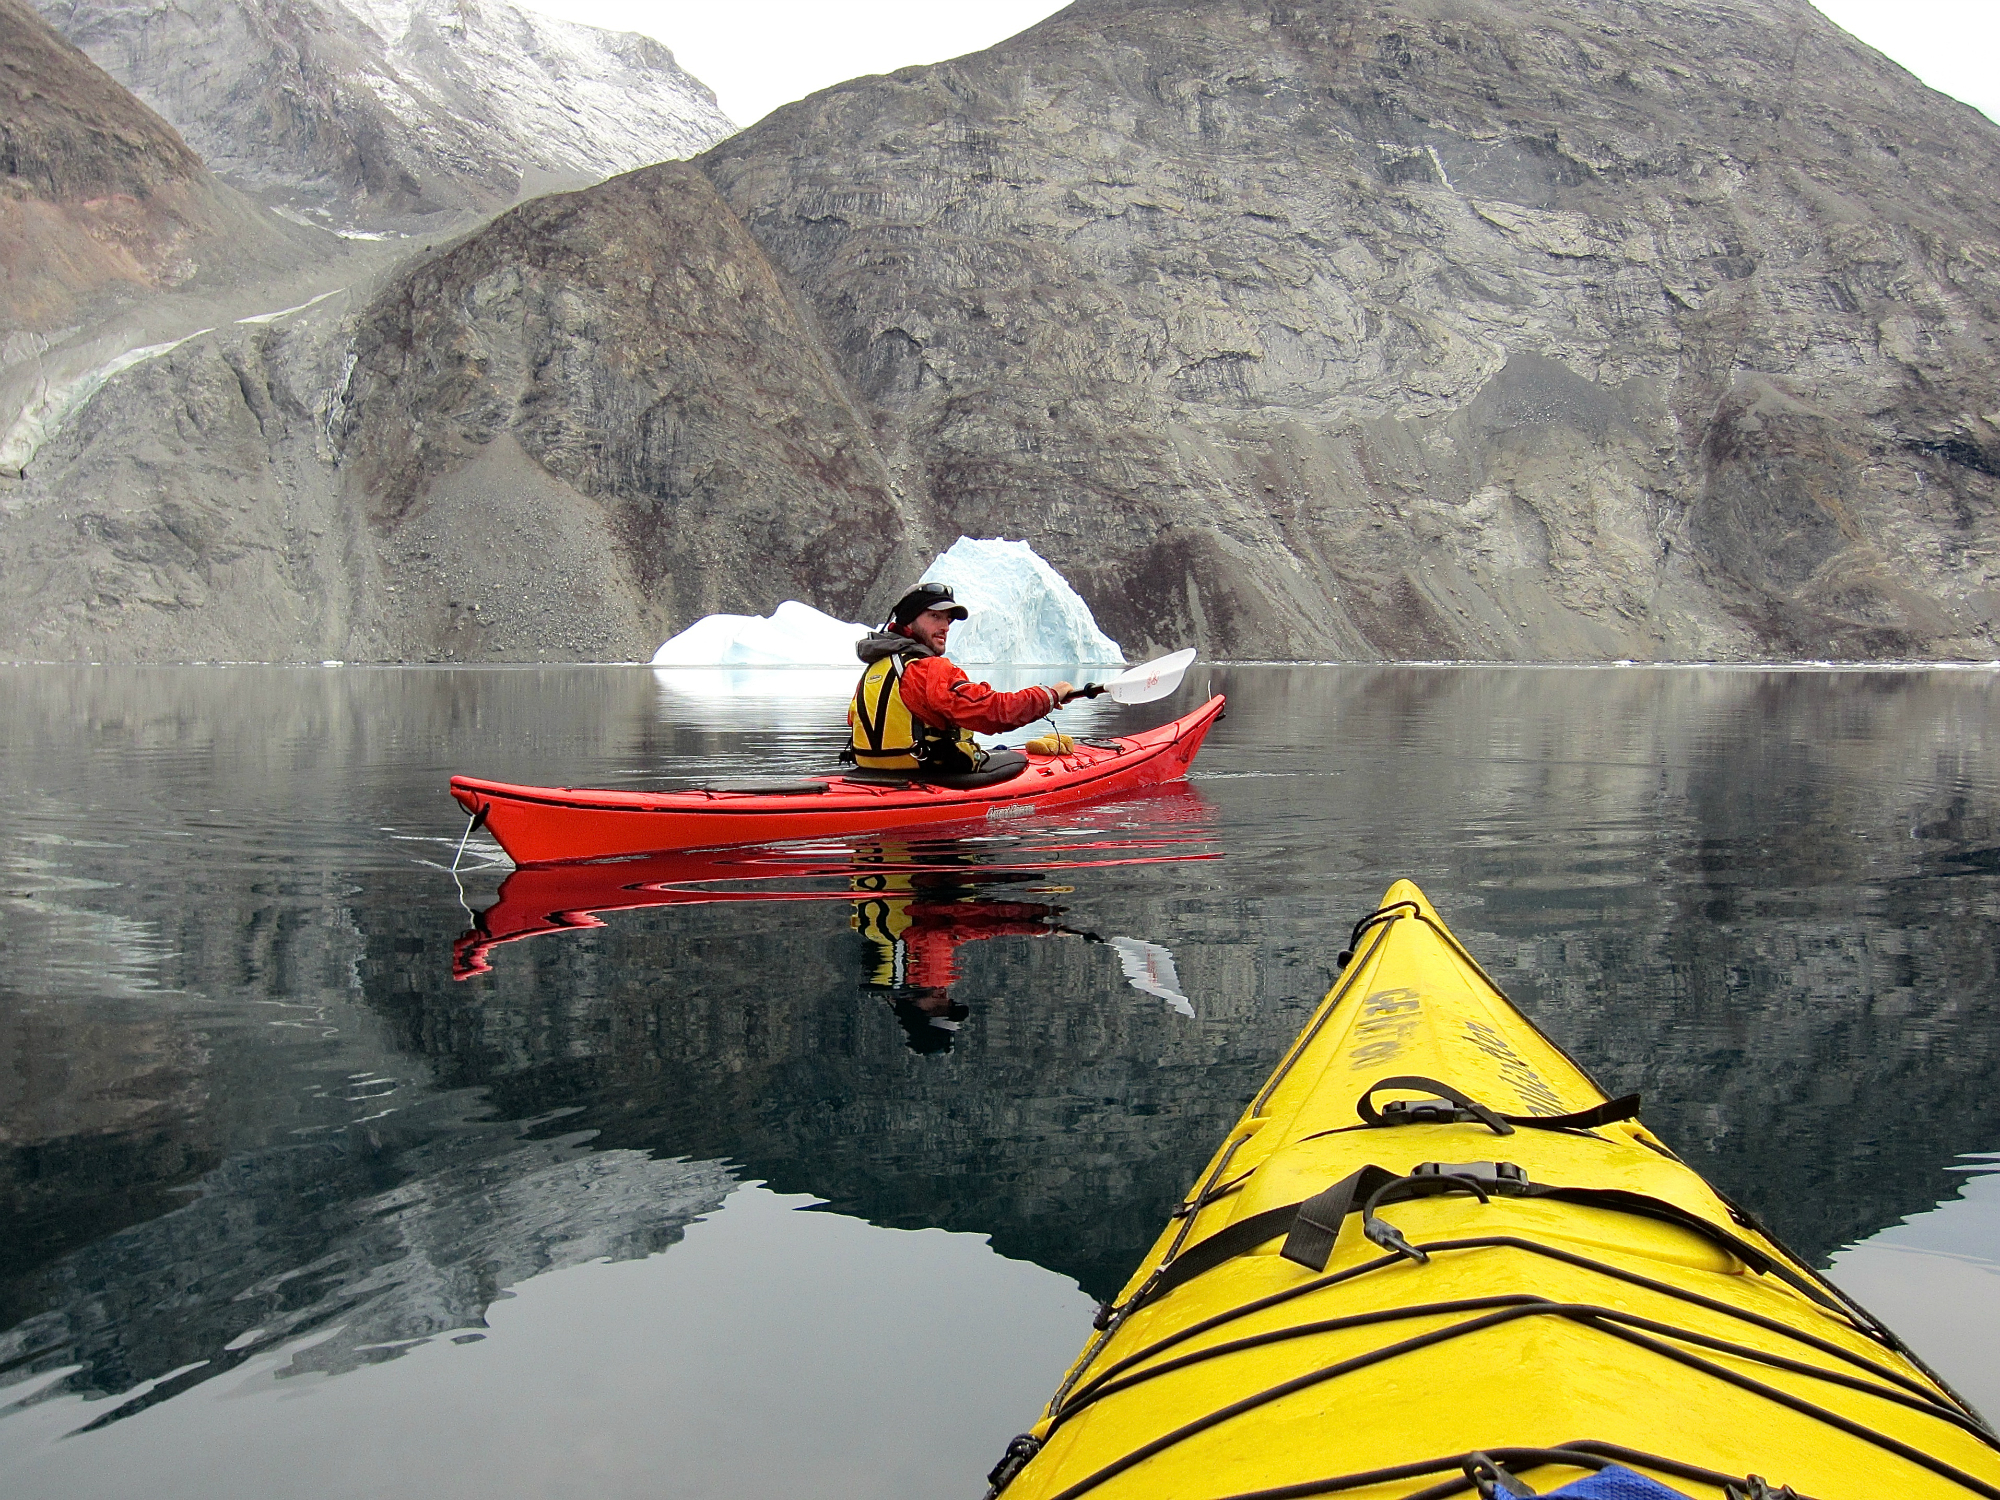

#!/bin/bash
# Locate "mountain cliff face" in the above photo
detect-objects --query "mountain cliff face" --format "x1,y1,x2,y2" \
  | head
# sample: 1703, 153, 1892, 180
7, 0, 2000, 661
35, 0, 736, 228
696, 0, 2000, 659
0, 0, 319, 333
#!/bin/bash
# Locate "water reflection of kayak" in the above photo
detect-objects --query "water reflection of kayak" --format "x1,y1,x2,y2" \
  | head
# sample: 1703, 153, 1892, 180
450, 695, 1223, 865
452, 787, 1219, 980
988, 880, 2000, 1500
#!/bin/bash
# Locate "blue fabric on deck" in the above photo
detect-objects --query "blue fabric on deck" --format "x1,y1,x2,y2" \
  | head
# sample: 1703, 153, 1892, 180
1543, 1467, 1695, 1500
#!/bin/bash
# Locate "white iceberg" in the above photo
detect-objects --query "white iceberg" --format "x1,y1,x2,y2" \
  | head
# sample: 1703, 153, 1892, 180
645, 537, 1121, 670
921, 537, 1124, 666
649, 600, 867, 667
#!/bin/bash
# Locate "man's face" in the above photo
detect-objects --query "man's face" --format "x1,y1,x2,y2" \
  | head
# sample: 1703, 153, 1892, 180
909, 607, 955, 651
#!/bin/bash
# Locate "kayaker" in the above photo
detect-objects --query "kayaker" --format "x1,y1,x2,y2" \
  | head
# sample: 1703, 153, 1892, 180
848, 582, 1074, 777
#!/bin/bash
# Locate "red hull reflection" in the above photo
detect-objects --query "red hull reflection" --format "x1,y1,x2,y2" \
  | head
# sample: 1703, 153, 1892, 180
453, 782, 1218, 984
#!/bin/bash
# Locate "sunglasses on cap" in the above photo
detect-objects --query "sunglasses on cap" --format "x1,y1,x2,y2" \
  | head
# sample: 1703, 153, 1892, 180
891, 584, 970, 625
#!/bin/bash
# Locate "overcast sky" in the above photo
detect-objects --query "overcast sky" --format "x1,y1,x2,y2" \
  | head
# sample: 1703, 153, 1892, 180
516, 1, 2000, 131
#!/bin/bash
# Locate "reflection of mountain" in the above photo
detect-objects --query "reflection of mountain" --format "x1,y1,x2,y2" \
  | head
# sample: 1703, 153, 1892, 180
4, 664, 2000, 1427
405, 886, 1258, 1299
4, 1102, 733, 1428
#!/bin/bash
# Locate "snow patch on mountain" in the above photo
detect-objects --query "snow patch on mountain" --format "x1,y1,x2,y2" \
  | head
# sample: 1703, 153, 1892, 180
338, 0, 734, 179
1, 330, 211, 475
36, 0, 737, 227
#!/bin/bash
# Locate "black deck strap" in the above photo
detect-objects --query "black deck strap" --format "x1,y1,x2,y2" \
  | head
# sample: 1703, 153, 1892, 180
1131, 1165, 1505, 1313
1278, 1169, 1382, 1272
1109, 1165, 1856, 1335
1357, 1076, 1516, 1135
1528, 1094, 1645, 1130
1355, 1075, 1645, 1135
1130, 1167, 1396, 1314
1709, 1185, 1912, 1355
1172, 1168, 1254, 1219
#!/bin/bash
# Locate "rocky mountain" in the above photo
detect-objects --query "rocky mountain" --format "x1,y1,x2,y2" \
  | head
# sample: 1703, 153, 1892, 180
0, 0, 324, 335
700, 0, 2000, 660
7, 0, 2000, 661
35, 0, 737, 229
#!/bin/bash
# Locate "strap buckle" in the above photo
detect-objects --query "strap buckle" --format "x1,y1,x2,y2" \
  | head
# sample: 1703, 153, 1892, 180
1413, 1160, 1529, 1196
1380, 1098, 1474, 1126
1359, 1076, 1515, 1135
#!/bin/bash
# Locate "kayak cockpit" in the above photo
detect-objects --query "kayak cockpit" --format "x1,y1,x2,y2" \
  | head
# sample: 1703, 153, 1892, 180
835, 747, 1031, 792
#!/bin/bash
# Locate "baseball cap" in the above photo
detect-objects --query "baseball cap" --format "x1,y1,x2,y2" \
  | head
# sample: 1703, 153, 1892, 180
890, 582, 970, 626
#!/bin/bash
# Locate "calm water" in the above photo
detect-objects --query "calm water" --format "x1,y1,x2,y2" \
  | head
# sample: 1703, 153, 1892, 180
2, 662, 1998, 1498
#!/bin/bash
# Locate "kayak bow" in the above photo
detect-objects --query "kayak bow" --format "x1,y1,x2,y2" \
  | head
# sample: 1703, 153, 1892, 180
451, 695, 1224, 865
990, 880, 2000, 1500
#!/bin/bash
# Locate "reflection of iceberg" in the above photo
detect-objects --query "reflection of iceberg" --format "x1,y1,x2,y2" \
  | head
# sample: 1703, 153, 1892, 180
650, 666, 860, 700
650, 601, 866, 666
649, 664, 1118, 741
923, 537, 1124, 666
650, 664, 861, 738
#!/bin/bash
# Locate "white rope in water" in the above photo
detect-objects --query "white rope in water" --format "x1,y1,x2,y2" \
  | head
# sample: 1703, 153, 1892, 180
450, 811, 478, 873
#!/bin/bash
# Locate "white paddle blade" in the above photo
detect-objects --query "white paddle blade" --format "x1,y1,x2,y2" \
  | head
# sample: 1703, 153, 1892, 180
1104, 647, 1197, 704
1108, 936, 1195, 1016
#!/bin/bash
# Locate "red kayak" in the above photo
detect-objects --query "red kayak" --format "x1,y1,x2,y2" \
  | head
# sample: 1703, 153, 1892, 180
450, 694, 1225, 865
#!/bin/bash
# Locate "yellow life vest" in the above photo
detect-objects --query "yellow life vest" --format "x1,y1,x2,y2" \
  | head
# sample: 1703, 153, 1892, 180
851, 888, 915, 988
851, 845, 919, 987
847, 655, 979, 771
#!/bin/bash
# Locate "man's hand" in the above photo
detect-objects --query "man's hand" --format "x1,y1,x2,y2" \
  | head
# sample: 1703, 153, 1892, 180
1051, 681, 1074, 706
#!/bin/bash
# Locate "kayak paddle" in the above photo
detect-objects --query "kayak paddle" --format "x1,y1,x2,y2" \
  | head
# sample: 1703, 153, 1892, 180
1064, 647, 1198, 704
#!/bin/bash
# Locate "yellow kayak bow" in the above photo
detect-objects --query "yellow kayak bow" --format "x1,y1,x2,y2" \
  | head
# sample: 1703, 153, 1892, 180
989, 880, 2000, 1500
